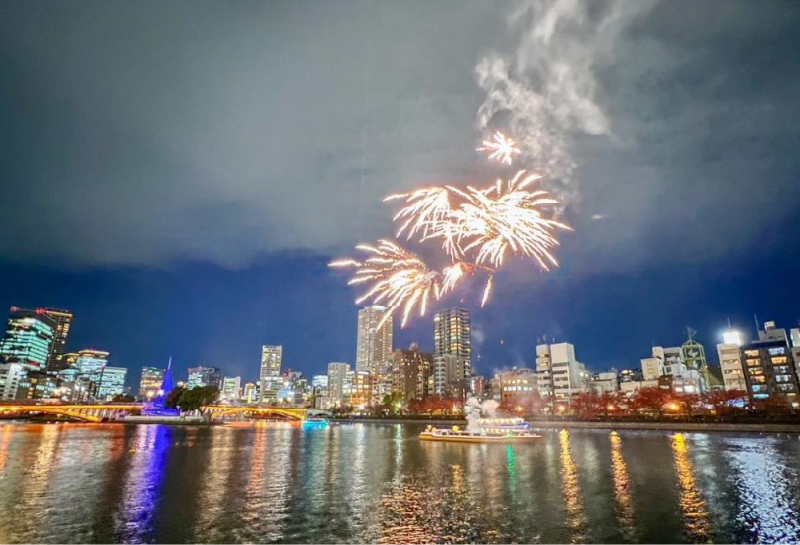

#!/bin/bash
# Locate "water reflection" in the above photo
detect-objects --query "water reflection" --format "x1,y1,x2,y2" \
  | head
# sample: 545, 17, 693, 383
724, 438, 800, 543
609, 431, 635, 540
670, 433, 711, 542
559, 429, 587, 541
0, 425, 12, 475
194, 427, 235, 542
116, 425, 171, 544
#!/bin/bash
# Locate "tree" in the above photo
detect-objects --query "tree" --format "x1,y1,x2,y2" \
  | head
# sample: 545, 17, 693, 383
632, 387, 672, 419
165, 387, 185, 409
176, 386, 219, 413
111, 394, 135, 403
703, 389, 746, 416
676, 393, 702, 417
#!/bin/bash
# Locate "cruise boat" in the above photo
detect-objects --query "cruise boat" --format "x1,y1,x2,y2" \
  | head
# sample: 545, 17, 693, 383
476, 417, 531, 430
419, 422, 540, 444
301, 416, 329, 428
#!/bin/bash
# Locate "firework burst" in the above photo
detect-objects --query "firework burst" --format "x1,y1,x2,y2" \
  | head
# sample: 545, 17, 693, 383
477, 131, 521, 165
330, 133, 571, 327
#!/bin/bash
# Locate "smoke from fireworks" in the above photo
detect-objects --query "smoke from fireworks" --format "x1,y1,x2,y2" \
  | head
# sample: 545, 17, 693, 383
331, 134, 570, 327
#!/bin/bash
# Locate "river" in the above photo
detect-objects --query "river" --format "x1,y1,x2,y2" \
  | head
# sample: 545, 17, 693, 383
0, 422, 799, 544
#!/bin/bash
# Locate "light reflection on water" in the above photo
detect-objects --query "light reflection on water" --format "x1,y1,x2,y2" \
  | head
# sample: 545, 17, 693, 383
671, 433, 712, 542
0, 423, 798, 543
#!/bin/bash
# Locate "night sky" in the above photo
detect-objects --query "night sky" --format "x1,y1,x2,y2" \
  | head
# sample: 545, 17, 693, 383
1, 1, 799, 384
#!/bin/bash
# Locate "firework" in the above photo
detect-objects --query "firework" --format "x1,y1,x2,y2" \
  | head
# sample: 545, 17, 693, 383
330, 133, 571, 328
328, 239, 442, 328
477, 131, 521, 165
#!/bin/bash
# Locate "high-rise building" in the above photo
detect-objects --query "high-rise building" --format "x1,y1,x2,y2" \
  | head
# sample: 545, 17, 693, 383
260, 345, 283, 402
343, 370, 371, 407
0, 307, 56, 372
312, 375, 328, 393
139, 367, 165, 398
242, 382, 256, 403
327, 362, 350, 405
221, 376, 242, 401
97, 367, 127, 400
356, 307, 393, 375
390, 343, 433, 402
187, 366, 222, 390
741, 321, 800, 403
0, 363, 25, 400
40, 308, 73, 372
717, 328, 746, 391
536, 342, 589, 401
433, 308, 471, 397
76, 349, 110, 379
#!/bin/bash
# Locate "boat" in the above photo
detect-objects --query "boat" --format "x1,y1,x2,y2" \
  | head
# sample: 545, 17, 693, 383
419, 423, 540, 444
302, 416, 329, 428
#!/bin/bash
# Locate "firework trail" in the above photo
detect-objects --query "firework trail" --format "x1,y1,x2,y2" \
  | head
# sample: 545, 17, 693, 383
477, 131, 521, 165
331, 134, 570, 327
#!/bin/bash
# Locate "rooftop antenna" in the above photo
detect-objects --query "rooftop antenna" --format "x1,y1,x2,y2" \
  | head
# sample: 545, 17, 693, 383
686, 326, 696, 341
167, 356, 173, 370
727, 317, 732, 329
754, 314, 760, 332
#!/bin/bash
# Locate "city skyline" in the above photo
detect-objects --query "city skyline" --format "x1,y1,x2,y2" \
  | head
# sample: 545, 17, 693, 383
0, 1, 798, 390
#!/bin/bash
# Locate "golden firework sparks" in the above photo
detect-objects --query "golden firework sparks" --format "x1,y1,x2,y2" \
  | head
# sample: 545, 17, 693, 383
477, 131, 521, 165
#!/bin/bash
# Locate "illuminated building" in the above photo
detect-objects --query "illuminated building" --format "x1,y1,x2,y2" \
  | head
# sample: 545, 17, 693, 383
221, 376, 242, 401
0, 307, 56, 372
312, 374, 328, 393
343, 370, 371, 407
139, 367, 165, 398
390, 343, 432, 402
97, 366, 127, 400
259, 345, 282, 402
536, 342, 589, 401
242, 382, 256, 403
40, 308, 73, 373
16, 371, 59, 400
0, 363, 25, 399
470, 375, 485, 397
433, 307, 471, 397
356, 306, 393, 375
640, 357, 664, 381
590, 370, 619, 394
681, 329, 709, 392
717, 328, 746, 391
497, 367, 538, 405
741, 321, 800, 403
327, 362, 350, 405
76, 349, 109, 377
187, 366, 222, 390
652, 346, 687, 377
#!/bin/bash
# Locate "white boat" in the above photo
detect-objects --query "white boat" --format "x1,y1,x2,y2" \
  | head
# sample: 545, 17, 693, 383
419, 422, 540, 444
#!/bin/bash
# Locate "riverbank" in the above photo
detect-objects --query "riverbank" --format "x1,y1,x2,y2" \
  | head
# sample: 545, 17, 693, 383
332, 417, 800, 434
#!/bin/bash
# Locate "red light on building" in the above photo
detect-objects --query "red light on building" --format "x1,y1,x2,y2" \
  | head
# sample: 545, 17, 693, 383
10, 306, 18, 312
36, 308, 46, 314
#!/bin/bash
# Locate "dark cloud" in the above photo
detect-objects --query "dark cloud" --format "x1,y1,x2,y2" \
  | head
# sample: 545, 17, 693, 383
1, 0, 798, 276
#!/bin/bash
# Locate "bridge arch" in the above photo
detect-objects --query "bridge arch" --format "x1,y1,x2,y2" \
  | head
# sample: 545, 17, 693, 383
204, 406, 307, 421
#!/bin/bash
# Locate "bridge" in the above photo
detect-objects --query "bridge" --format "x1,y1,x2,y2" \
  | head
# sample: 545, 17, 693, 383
0, 403, 309, 422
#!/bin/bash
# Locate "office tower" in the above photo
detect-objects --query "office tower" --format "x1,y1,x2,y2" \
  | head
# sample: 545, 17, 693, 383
187, 366, 222, 389
221, 376, 242, 401
139, 367, 165, 398
390, 343, 433, 402
535, 342, 589, 401
76, 349, 110, 378
97, 367, 127, 400
356, 306, 393, 375
433, 308, 471, 397
260, 345, 283, 402
40, 308, 73, 372
327, 362, 350, 405
717, 328, 746, 391
0, 307, 56, 372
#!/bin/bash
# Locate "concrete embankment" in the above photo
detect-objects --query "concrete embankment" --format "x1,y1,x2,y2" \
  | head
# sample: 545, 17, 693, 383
333, 418, 800, 434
